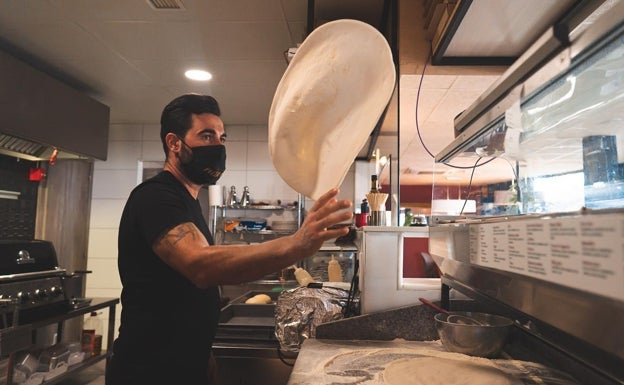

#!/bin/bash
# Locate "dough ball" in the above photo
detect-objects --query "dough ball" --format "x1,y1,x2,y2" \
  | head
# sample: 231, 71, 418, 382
245, 294, 272, 304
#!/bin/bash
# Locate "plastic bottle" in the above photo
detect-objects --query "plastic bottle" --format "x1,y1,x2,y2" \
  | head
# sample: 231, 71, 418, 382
82, 311, 103, 356
403, 208, 413, 226
360, 199, 369, 214
294, 267, 314, 287
327, 255, 343, 282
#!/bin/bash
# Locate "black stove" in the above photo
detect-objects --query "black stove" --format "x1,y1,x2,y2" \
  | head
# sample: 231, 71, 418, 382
0, 240, 68, 327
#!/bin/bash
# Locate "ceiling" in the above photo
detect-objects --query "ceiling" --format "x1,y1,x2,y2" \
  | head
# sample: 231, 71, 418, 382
0, 0, 584, 186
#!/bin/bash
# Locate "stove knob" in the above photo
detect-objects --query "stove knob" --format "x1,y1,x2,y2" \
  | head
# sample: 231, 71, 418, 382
50, 286, 62, 297
35, 289, 48, 299
16, 291, 30, 303
54, 286, 64, 296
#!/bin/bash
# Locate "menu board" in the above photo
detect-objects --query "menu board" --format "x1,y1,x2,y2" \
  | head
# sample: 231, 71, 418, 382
468, 213, 624, 301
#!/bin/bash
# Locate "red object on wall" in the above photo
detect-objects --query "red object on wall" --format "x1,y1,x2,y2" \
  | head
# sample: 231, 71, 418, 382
29, 167, 46, 181
402, 237, 430, 278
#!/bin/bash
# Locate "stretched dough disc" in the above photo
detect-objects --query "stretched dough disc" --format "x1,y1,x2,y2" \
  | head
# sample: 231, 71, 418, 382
383, 357, 522, 385
269, 19, 396, 200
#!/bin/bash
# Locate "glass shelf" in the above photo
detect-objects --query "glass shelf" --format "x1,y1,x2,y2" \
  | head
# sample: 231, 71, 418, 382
432, 15, 624, 217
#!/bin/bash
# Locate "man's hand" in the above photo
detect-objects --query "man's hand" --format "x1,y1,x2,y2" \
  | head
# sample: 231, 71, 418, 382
290, 188, 352, 258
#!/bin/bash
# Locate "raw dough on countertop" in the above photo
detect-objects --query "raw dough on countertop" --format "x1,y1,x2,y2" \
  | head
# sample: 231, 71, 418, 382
382, 356, 522, 385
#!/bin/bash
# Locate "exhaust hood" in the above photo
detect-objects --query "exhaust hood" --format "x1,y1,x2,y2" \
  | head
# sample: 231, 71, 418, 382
428, 0, 582, 65
0, 134, 58, 162
0, 48, 109, 161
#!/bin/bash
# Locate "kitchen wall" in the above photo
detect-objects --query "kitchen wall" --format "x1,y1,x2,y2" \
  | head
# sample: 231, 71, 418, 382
0, 154, 39, 239
86, 123, 355, 346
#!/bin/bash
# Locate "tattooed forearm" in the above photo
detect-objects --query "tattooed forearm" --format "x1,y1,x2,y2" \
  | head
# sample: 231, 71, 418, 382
159, 223, 198, 247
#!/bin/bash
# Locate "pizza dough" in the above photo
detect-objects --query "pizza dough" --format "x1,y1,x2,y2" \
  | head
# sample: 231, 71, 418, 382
269, 19, 396, 200
245, 294, 272, 304
382, 357, 522, 385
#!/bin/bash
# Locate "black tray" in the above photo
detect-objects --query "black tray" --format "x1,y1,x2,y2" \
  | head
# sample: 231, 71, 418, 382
217, 298, 277, 341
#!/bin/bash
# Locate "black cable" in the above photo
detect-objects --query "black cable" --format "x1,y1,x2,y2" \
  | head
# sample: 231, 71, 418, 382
343, 258, 360, 318
415, 53, 435, 159
413, 51, 501, 171
277, 348, 296, 367
459, 157, 483, 215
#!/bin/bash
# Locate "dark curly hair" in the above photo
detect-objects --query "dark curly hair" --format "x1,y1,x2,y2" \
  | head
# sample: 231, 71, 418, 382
160, 94, 221, 156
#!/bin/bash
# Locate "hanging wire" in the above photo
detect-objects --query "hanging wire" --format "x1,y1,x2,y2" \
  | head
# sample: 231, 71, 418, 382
413, 51, 499, 170
459, 157, 483, 215
414, 53, 436, 159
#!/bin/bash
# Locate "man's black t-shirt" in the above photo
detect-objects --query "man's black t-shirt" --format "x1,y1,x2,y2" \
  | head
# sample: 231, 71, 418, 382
110, 171, 219, 384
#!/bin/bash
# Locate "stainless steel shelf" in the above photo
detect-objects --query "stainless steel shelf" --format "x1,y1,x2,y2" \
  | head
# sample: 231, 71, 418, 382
0, 297, 118, 385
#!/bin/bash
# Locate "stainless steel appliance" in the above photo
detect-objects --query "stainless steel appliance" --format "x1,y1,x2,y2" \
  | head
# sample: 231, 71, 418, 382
429, 2, 624, 384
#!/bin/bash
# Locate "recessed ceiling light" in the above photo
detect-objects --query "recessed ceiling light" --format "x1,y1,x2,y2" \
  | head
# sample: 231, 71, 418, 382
185, 69, 212, 81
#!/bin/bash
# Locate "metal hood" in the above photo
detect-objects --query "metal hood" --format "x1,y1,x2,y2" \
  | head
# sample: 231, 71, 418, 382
0, 49, 110, 162
0, 134, 60, 162
428, 0, 584, 66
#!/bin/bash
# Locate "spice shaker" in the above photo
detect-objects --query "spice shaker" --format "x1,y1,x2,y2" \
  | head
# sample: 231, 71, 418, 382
227, 186, 238, 207
240, 186, 251, 207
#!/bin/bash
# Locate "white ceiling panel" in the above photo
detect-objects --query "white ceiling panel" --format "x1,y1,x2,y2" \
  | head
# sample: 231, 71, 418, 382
49, 0, 195, 22
84, 20, 206, 61
0, 1, 60, 24
199, 22, 294, 60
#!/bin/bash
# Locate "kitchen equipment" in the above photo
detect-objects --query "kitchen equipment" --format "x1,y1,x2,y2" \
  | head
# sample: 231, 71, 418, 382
216, 291, 279, 342
0, 240, 70, 326
367, 210, 386, 226
418, 297, 448, 314
366, 193, 388, 212
356, 227, 440, 314
434, 312, 513, 358
411, 214, 428, 226
419, 297, 486, 326
239, 186, 251, 207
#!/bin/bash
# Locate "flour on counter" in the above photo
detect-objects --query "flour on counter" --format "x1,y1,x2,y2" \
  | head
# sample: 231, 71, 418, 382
382, 356, 522, 385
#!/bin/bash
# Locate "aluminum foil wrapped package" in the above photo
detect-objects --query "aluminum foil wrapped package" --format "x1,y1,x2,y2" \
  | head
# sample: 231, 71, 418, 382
275, 286, 350, 352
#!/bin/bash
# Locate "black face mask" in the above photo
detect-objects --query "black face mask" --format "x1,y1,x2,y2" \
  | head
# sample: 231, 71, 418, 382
177, 138, 226, 185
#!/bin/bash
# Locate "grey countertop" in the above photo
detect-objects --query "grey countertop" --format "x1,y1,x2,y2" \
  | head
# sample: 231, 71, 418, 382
287, 339, 446, 385
288, 338, 580, 385
286, 304, 579, 385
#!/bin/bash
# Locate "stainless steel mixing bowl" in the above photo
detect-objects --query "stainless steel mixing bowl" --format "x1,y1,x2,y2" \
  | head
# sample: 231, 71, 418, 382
435, 312, 513, 358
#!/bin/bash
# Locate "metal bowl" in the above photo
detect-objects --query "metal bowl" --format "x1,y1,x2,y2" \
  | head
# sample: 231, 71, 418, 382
435, 312, 513, 358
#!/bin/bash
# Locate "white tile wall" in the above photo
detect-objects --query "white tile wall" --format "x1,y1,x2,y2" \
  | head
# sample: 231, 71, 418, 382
87, 123, 358, 348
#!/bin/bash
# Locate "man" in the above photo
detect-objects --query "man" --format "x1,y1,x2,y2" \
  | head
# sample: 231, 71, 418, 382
106, 94, 352, 385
